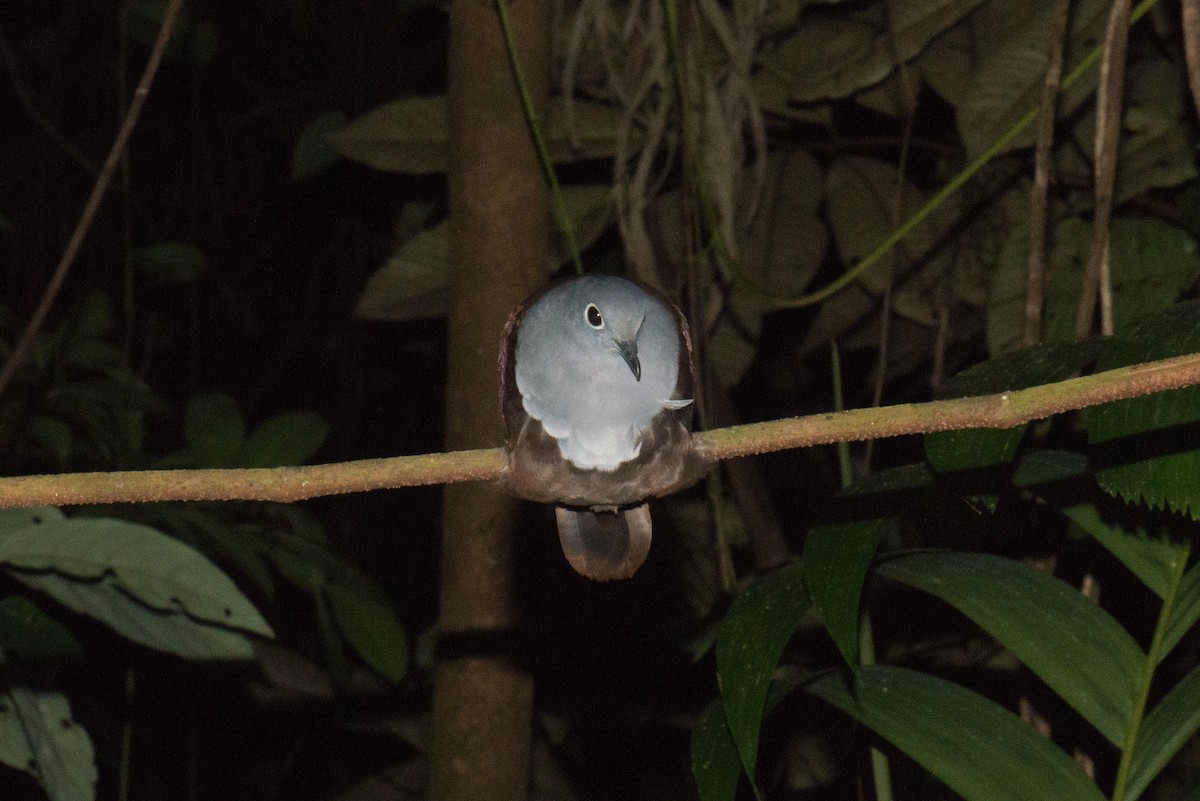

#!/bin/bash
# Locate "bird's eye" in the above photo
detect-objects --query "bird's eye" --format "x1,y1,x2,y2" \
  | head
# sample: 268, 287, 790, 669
585, 303, 604, 329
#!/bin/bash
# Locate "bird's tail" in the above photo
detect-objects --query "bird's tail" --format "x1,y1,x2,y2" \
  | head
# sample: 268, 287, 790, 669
555, 504, 652, 581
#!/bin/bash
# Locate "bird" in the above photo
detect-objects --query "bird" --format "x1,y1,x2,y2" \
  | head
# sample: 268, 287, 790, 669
499, 275, 709, 580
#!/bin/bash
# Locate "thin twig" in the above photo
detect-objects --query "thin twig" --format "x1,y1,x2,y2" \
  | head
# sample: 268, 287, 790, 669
0, 0, 186, 401
1024, 0, 1072, 347
1182, 0, 1200, 125
4, 351, 1200, 509
1074, 0, 1132, 339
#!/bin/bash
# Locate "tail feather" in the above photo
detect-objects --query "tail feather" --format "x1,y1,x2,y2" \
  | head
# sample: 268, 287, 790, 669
555, 504, 652, 580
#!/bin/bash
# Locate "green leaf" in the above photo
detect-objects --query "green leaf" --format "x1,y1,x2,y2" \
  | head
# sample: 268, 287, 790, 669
1126, 661, 1200, 801
0, 516, 273, 660
238, 411, 330, 467
806, 665, 1106, 801
184, 393, 246, 467
925, 341, 1098, 473
1088, 300, 1200, 517
134, 242, 207, 284
875, 551, 1141, 745
0, 688, 96, 801
0, 596, 82, 661
28, 416, 73, 463
802, 519, 887, 669
325, 580, 408, 682
291, 111, 348, 180
1163, 564, 1200, 656
1012, 449, 1089, 486
1060, 503, 1180, 599
691, 698, 742, 801
160, 506, 275, 598
716, 561, 809, 785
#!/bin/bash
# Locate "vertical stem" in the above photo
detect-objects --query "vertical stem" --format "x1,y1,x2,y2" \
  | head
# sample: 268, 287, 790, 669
429, 0, 547, 796
1111, 540, 1191, 801
859, 613, 894, 801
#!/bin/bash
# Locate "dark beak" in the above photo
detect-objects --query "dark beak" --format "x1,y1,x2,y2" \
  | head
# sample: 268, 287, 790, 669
616, 340, 641, 381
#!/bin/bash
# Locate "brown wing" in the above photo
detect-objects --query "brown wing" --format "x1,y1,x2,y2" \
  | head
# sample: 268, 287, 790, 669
497, 300, 529, 443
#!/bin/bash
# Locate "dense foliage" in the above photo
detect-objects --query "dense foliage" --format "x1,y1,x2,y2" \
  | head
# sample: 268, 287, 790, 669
2, 0, 1200, 800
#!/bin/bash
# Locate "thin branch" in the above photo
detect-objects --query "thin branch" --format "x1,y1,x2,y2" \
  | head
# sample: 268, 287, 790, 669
1023, 0, 1071, 347
1075, 0, 1131, 339
3, 351, 1200, 509
1182, 0, 1200, 125
0, 0, 185, 401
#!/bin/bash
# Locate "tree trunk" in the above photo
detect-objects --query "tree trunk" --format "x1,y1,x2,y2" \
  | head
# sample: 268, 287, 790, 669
429, 0, 548, 797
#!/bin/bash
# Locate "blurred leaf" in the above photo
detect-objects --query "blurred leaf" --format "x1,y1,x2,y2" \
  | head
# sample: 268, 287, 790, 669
1088, 301, 1200, 517
915, 19, 973, 106
331, 96, 624, 174
273, 504, 329, 544
134, 242, 207, 284
876, 551, 1141, 745
354, 185, 611, 321
28, 416, 72, 463
0, 596, 82, 661
238, 411, 330, 467
716, 561, 809, 785
126, 0, 218, 66
325, 580, 408, 682
783, 0, 986, 102
987, 217, 1198, 356
925, 341, 1098, 472
806, 665, 1106, 801
956, 0, 1113, 158
0, 688, 96, 801
1126, 661, 1200, 801
159, 506, 276, 598
804, 156, 964, 374
0, 516, 273, 660
73, 293, 113, 340
292, 111, 348, 180
802, 518, 887, 669
987, 216, 1089, 355
184, 393, 246, 468
1011, 448, 1089, 486
691, 698, 742, 801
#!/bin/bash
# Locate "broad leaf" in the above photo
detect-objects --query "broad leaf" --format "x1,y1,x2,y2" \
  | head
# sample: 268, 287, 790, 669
1060, 503, 1180, 599
1126, 661, 1200, 801
876, 551, 1141, 745
291, 111, 347, 180
716, 561, 809, 785
184, 393, 245, 468
325, 580, 408, 682
691, 698, 742, 801
956, 0, 1120, 158
238, 410, 330, 467
0, 687, 97, 801
330, 95, 625, 174
0, 516, 273, 660
0, 596, 82, 661
806, 665, 1106, 801
802, 519, 887, 669
1088, 300, 1200, 518
785, 0, 987, 102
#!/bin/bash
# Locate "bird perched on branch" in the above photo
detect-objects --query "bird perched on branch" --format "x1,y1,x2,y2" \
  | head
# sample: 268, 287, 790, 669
500, 275, 708, 580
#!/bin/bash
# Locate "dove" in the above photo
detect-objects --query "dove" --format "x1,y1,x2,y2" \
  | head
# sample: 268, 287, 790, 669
499, 275, 708, 580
